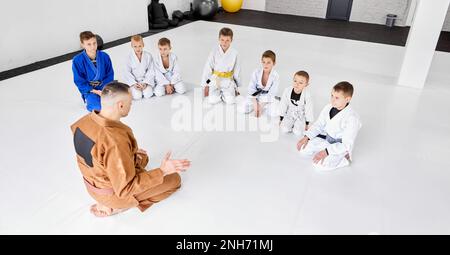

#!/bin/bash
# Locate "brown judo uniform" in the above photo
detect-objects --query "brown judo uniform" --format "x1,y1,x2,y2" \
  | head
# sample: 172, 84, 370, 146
70, 111, 180, 212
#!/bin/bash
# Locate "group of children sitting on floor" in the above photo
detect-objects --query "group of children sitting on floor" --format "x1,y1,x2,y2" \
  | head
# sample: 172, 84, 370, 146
72, 27, 362, 171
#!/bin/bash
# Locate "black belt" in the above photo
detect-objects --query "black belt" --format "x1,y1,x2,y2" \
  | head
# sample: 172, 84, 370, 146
89, 81, 101, 87
317, 134, 342, 144
252, 88, 269, 97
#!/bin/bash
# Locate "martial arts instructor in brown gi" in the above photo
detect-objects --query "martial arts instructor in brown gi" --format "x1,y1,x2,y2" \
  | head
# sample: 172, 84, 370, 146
71, 81, 191, 217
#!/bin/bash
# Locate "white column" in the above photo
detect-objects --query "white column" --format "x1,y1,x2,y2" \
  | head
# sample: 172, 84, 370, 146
397, 0, 450, 89
405, 0, 418, 27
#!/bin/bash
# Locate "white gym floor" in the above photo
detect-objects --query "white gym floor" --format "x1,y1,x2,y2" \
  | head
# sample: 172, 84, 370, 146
1, 21, 450, 234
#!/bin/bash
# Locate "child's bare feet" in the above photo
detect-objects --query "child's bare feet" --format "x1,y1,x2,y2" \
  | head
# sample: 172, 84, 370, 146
90, 204, 128, 217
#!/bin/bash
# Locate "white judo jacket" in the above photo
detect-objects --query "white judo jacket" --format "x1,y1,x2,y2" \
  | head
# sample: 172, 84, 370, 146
247, 67, 279, 103
153, 52, 182, 86
305, 103, 362, 157
123, 50, 155, 87
279, 87, 314, 122
201, 45, 241, 88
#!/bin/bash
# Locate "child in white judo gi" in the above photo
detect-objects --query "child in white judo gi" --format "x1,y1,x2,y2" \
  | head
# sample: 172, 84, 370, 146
297, 81, 362, 171
239, 50, 279, 117
279, 71, 314, 136
123, 35, 155, 100
153, 37, 186, 97
201, 27, 241, 105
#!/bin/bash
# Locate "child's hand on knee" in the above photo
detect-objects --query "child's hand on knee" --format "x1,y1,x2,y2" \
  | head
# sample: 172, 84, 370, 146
296, 136, 309, 151
313, 150, 328, 164
135, 83, 143, 91
166, 84, 174, 94
91, 89, 102, 96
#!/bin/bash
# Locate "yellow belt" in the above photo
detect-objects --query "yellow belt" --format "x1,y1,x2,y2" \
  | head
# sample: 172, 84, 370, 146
213, 71, 234, 78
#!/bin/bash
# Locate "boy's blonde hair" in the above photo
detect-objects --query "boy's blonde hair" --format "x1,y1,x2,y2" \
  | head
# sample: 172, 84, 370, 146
262, 50, 276, 63
158, 37, 171, 47
131, 35, 143, 43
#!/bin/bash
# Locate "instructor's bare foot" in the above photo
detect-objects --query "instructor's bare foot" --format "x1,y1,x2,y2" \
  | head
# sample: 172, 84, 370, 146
90, 204, 128, 217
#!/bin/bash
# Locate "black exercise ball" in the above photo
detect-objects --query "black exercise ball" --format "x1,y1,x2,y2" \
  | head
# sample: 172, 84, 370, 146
96, 34, 104, 50
193, 0, 218, 20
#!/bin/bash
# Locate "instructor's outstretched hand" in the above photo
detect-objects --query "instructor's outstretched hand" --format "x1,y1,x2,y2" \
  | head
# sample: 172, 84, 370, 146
160, 151, 191, 176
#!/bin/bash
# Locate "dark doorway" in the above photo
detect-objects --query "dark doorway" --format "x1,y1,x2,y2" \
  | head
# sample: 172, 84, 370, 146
326, 0, 353, 21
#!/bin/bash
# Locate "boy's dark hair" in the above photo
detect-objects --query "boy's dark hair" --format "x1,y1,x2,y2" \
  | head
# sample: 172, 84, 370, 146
333, 81, 354, 97
158, 37, 171, 47
101, 82, 130, 97
262, 50, 276, 63
294, 71, 310, 81
219, 27, 233, 39
79, 31, 96, 43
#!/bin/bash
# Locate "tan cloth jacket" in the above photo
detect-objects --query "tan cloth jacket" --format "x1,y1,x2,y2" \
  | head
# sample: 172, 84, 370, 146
70, 111, 164, 209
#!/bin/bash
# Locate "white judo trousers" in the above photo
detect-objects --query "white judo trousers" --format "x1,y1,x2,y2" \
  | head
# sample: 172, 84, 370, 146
201, 45, 241, 105
123, 50, 156, 100
279, 87, 314, 136
299, 104, 362, 171
153, 52, 186, 97
238, 67, 279, 116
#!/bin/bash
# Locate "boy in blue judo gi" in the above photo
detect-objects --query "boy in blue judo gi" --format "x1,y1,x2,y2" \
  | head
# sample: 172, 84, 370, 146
72, 31, 114, 111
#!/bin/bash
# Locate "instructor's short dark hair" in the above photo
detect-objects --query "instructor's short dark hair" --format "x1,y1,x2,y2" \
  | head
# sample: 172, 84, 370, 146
101, 82, 130, 97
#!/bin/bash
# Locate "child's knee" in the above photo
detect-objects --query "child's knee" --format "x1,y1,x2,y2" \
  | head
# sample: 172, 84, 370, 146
293, 128, 305, 137
175, 83, 186, 94
208, 95, 221, 105
154, 89, 165, 97
132, 93, 143, 100
298, 144, 314, 157
313, 156, 349, 171
280, 120, 293, 133
280, 125, 292, 133
223, 95, 236, 105
143, 90, 153, 99
312, 161, 337, 171
143, 92, 153, 99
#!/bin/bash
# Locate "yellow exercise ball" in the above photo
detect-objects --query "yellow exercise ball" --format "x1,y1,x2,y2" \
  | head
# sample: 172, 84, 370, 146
221, 0, 243, 13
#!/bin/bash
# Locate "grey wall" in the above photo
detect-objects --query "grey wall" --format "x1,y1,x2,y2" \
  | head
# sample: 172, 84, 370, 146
266, 0, 413, 26
0, 0, 151, 72
265, 0, 328, 18
349, 0, 411, 26
0, 0, 193, 73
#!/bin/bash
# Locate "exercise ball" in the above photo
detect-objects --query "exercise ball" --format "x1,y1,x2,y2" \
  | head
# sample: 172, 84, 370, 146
221, 0, 243, 13
193, 0, 219, 19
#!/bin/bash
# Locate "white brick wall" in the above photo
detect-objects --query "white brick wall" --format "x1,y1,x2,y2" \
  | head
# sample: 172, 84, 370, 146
349, 0, 410, 26
242, 0, 266, 11
265, 0, 417, 27
266, 0, 328, 18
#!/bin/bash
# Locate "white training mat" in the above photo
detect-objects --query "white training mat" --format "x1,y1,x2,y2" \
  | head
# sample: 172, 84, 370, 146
1, 21, 450, 234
